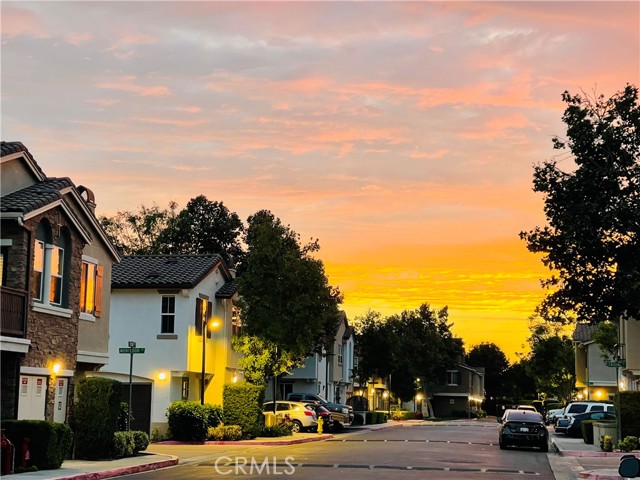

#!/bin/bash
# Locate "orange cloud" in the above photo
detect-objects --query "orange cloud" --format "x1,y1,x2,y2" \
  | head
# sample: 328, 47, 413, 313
1, 6, 48, 39
95, 76, 172, 97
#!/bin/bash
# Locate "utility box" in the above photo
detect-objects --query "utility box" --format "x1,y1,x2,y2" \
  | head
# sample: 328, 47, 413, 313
593, 421, 617, 445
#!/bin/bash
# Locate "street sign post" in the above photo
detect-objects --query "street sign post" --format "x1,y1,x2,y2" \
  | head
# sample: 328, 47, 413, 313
119, 342, 145, 430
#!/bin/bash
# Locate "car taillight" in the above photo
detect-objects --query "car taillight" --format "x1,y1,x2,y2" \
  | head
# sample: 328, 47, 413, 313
304, 410, 313, 416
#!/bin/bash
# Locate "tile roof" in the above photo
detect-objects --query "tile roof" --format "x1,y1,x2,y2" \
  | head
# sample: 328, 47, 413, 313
1, 177, 74, 214
573, 323, 597, 343
112, 254, 226, 289
1, 141, 46, 178
215, 281, 238, 299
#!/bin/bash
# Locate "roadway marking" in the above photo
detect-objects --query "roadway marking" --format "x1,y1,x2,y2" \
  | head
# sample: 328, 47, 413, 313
329, 439, 495, 446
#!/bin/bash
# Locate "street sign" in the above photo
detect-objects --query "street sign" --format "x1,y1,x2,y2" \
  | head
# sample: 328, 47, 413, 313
119, 347, 145, 354
606, 359, 626, 368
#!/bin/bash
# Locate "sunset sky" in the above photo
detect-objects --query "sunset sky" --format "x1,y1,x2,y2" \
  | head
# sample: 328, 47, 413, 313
2, 1, 638, 361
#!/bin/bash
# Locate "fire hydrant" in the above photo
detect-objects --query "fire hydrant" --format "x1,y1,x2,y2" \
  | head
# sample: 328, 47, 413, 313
317, 416, 323, 435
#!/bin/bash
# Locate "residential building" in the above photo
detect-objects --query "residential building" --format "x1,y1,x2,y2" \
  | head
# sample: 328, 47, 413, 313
270, 311, 355, 403
430, 363, 485, 417
1, 141, 119, 423
96, 254, 241, 435
618, 316, 639, 392
573, 323, 617, 401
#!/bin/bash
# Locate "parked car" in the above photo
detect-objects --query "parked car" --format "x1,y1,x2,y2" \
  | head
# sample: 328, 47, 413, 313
555, 402, 614, 434
286, 393, 354, 428
545, 408, 564, 425
310, 404, 333, 431
565, 411, 616, 437
516, 405, 538, 412
498, 409, 549, 452
263, 401, 318, 433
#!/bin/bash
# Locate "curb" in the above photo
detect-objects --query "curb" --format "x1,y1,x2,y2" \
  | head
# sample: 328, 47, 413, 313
578, 469, 622, 480
53, 456, 179, 480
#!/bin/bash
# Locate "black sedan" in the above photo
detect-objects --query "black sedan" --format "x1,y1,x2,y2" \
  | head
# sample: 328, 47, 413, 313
498, 409, 549, 452
566, 411, 616, 437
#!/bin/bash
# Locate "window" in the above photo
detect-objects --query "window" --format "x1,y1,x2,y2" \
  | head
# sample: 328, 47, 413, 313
181, 377, 189, 400
446, 370, 460, 386
231, 306, 242, 335
80, 259, 104, 317
0, 246, 8, 286
161, 295, 175, 333
195, 297, 212, 337
337, 344, 343, 366
34, 240, 44, 301
49, 246, 64, 305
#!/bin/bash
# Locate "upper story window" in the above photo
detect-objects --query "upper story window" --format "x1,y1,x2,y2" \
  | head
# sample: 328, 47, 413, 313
337, 344, 343, 366
231, 306, 242, 336
33, 220, 71, 310
161, 295, 176, 334
195, 297, 213, 338
446, 370, 460, 386
80, 258, 104, 318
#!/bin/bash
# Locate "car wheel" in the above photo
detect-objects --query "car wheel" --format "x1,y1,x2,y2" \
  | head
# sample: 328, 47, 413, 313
499, 438, 506, 450
290, 420, 302, 434
540, 441, 549, 453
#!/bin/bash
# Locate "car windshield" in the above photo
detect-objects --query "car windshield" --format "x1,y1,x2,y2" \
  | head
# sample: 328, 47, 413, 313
314, 394, 329, 403
505, 411, 543, 423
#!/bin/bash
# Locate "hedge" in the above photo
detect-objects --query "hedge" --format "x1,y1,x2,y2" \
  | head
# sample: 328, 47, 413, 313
223, 382, 265, 439
73, 377, 121, 459
112, 431, 149, 458
2, 420, 73, 470
167, 401, 210, 442
618, 391, 640, 439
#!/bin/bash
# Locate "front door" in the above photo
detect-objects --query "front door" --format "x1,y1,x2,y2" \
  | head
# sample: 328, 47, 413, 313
53, 377, 68, 423
17, 375, 47, 420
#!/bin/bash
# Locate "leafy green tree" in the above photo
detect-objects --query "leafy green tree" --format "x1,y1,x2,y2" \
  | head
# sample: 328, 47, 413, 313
466, 342, 509, 399
99, 202, 177, 255
158, 195, 245, 266
353, 310, 396, 386
502, 359, 537, 402
234, 210, 342, 382
231, 335, 302, 384
520, 85, 640, 324
591, 321, 619, 360
526, 321, 575, 403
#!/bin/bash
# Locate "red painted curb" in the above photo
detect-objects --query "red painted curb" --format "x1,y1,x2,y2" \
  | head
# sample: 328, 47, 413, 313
53, 457, 179, 480
578, 470, 623, 480
157, 434, 333, 446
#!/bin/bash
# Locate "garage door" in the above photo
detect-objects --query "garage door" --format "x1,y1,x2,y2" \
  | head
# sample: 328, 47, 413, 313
121, 383, 151, 434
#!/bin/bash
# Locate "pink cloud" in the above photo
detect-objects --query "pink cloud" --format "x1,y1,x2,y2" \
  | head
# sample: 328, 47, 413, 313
95, 76, 172, 97
65, 32, 92, 45
1, 6, 48, 39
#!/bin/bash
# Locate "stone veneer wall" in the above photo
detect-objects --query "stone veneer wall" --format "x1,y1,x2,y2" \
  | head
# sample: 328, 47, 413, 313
21, 208, 85, 421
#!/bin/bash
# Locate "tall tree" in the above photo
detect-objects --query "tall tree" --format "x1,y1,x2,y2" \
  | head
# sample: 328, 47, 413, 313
234, 210, 342, 382
520, 85, 640, 324
353, 310, 396, 386
99, 202, 176, 255
158, 195, 245, 266
466, 342, 510, 399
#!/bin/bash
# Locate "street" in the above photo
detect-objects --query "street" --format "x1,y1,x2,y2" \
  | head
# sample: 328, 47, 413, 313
136, 421, 555, 479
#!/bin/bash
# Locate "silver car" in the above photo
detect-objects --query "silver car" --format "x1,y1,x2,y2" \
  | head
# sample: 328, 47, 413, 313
263, 401, 318, 433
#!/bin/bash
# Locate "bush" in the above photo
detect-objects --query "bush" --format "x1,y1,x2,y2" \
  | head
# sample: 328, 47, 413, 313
166, 401, 210, 442
600, 434, 614, 452
391, 410, 413, 421
118, 402, 133, 431
581, 420, 595, 444
223, 382, 265, 439
260, 424, 292, 438
618, 436, 639, 453
73, 377, 121, 459
132, 431, 150, 452
203, 404, 224, 429
207, 424, 244, 440
112, 432, 135, 458
2, 420, 73, 470
618, 391, 640, 439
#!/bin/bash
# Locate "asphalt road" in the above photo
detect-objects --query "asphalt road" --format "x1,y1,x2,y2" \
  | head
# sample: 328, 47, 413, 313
138, 421, 555, 480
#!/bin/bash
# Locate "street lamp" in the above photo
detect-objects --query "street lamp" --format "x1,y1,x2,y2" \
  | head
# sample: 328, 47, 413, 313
200, 312, 221, 405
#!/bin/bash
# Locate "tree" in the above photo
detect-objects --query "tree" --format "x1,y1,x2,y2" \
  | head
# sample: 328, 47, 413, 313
231, 335, 302, 384
502, 359, 537, 402
466, 342, 510, 399
234, 210, 343, 382
353, 310, 395, 386
591, 321, 619, 360
520, 85, 640, 324
526, 321, 575, 403
158, 195, 245, 267
99, 202, 176, 255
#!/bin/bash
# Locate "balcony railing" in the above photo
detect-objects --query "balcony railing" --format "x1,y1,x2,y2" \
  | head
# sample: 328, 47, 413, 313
1, 286, 27, 337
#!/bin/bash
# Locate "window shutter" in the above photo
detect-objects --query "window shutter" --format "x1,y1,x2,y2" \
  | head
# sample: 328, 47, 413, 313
195, 298, 203, 335
94, 265, 104, 317
206, 301, 213, 338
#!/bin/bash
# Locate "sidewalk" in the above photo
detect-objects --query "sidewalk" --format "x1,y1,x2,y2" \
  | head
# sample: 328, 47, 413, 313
551, 433, 633, 480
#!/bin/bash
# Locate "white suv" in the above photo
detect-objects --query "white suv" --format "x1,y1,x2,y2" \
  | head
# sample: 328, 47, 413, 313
554, 402, 614, 433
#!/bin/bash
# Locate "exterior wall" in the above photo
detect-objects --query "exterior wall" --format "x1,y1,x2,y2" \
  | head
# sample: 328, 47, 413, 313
0, 156, 38, 195
621, 316, 640, 391
105, 266, 239, 431
575, 344, 588, 387
586, 344, 616, 384
431, 395, 469, 417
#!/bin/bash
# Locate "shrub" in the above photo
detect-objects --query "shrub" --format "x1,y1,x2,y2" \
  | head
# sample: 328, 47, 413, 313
203, 403, 224, 429
118, 402, 133, 431
223, 382, 265, 439
132, 431, 150, 452
73, 377, 121, 459
112, 432, 135, 458
391, 410, 413, 421
600, 434, 614, 452
207, 424, 244, 440
619, 391, 640, 439
581, 420, 595, 444
166, 401, 213, 442
260, 424, 292, 438
618, 436, 639, 453
2, 420, 73, 470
